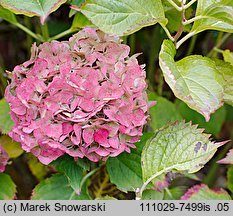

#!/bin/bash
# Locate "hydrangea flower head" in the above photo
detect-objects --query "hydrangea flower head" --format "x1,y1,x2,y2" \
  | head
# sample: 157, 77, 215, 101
5, 28, 150, 165
0, 145, 9, 172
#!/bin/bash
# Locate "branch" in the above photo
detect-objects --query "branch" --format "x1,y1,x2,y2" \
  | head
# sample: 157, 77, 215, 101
183, 15, 209, 25
176, 31, 196, 49
184, 0, 197, 9
161, 24, 175, 42
15, 23, 43, 42
166, 0, 182, 11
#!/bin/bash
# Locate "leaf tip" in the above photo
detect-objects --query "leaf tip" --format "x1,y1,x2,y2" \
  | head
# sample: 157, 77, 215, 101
180, 184, 206, 200
217, 148, 233, 164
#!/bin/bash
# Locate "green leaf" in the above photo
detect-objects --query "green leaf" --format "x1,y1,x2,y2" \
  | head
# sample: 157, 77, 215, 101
76, 158, 91, 171
31, 173, 90, 200
106, 133, 153, 192
0, 0, 67, 24
0, 98, 14, 134
191, 0, 233, 34
175, 100, 226, 137
227, 165, 233, 193
0, 5, 17, 24
0, 135, 23, 158
181, 184, 231, 200
0, 173, 16, 200
148, 92, 182, 130
142, 186, 187, 200
163, 187, 187, 200
27, 153, 49, 181
142, 189, 164, 200
71, 12, 94, 29
95, 195, 117, 200
218, 149, 233, 164
215, 59, 233, 106
159, 40, 227, 121
51, 155, 83, 194
80, 0, 167, 36
223, 49, 233, 66
141, 122, 225, 186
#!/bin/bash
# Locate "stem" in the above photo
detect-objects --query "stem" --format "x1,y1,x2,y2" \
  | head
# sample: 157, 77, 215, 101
184, 0, 197, 9
207, 32, 231, 57
165, 188, 173, 199
147, 26, 164, 89
157, 70, 164, 96
186, 34, 197, 55
176, 31, 196, 49
183, 16, 209, 25
167, 0, 182, 11
41, 22, 50, 41
129, 33, 136, 55
79, 167, 99, 192
173, 0, 185, 43
136, 166, 176, 200
213, 47, 224, 54
49, 28, 77, 41
161, 24, 174, 42
15, 23, 43, 42
24, 17, 33, 54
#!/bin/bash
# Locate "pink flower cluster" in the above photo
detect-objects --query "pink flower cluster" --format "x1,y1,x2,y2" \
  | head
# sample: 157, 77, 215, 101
0, 145, 8, 172
5, 28, 150, 165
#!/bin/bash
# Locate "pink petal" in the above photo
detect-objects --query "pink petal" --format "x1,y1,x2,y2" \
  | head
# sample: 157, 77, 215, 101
93, 128, 109, 144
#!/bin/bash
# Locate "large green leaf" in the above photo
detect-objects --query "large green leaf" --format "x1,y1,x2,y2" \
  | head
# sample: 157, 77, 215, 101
0, 173, 16, 200
0, 98, 14, 134
191, 0, 233, 34
0, 135, 23, 158
106, 133, 153, 192
0, 5, 16, 23
51, 155, 83, 194
159, 40, 231, 121
175, 100, 226, 137
180, 184, 231, 200
80, 0, 167, 36
142, 122, 225, 186
148, 92, 182, 130
0, 0, 67, 24
31, 174, 90, 200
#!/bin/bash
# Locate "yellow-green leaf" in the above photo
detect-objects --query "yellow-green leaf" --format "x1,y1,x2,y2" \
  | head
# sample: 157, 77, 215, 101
159, 40, 233, 121
0, 5, 17, 24
27, 153, 49, 181
0, 0, 67, 24
0, 98, 14, 134
0, 173, 16, 200
142, 122, 226, 186
80, 0, 167, 36
191, 0, 233, 34
0, 135, 23, 158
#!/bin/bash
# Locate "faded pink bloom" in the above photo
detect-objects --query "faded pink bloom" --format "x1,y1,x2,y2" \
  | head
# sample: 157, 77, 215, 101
5, 28, 151, 165
0, 145, 9, 172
